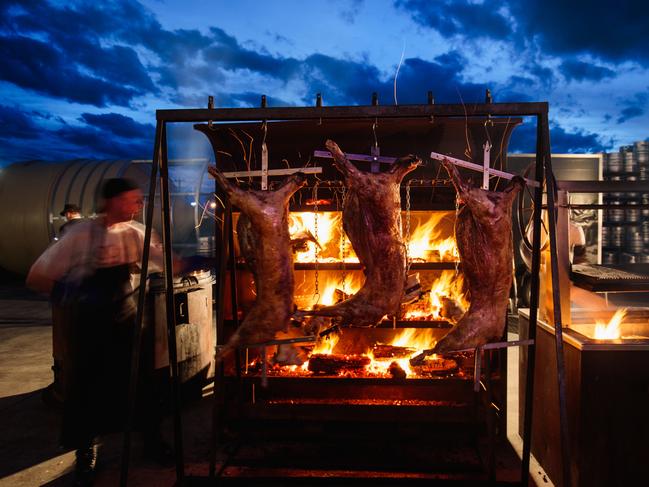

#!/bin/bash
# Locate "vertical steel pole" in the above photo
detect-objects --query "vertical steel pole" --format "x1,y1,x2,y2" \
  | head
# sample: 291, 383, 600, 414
228, 208, 241, 380
543, 111, 572, 487
484, 349, 496, 481
120, 121, 162, 487
521, 115, 545, 485
159, 123, 185, 484
209, 198, 231, 477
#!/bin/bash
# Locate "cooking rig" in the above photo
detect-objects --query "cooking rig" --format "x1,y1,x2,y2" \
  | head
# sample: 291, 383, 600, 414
119, 95, 569, 486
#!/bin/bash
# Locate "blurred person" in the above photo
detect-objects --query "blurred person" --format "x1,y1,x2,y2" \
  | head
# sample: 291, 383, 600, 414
58, 203, 84, 238
27, 178, 180, 485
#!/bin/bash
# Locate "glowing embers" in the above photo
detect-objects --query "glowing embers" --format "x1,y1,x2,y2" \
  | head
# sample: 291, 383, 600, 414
248, 326, 460, 379
593, 308, 626, 340
403, 271, 468, 322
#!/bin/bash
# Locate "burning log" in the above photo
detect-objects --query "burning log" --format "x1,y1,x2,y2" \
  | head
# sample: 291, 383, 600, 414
371, 344, 416, 359
411, 355, 459, 376
308, 353, 371, 375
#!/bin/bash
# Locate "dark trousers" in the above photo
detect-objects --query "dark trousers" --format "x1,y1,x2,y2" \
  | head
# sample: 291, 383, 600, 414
58, 266, 162, 449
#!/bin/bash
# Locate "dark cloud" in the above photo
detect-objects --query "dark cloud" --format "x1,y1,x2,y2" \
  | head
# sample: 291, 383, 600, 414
616, 91, 648, 123
617, 106, 644, 123
397, 0, 648, 66
560, 59, 615, 82
300, 53, 385, 105
80, 113, 154, 139
509, 120, 609, 153
395, 0, 513, 39
509, 0, 649, 65
300, 51, 486, 106
202, 27, 300, 80
0, 105, 42, 140
55, 124, 150, 159
0, 1, 159, 106
0, 104, 152, 162
524, 61, 558, 90
0, 35, 145, 107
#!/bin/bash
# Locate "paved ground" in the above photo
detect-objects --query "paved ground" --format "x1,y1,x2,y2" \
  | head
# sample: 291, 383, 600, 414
0, 275, 200, 487
0, 272, 550, 486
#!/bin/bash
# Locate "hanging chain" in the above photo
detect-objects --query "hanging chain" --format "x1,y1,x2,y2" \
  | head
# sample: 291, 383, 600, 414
339, 185, 347, 296
312, 183, 320, 303
405, 180, 412, 273
454, 191, 460, 275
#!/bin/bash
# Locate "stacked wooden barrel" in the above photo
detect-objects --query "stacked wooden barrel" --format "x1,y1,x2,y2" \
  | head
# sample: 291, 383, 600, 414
602, 141, 649, 264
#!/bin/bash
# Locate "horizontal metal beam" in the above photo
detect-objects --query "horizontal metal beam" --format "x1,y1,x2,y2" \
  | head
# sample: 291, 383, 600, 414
556, 180, 649, 193
156, 102, 548, 123
560, 203, 649, 209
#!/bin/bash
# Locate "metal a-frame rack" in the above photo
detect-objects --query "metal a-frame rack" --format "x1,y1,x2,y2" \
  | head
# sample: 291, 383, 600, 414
119, 98, 572, 487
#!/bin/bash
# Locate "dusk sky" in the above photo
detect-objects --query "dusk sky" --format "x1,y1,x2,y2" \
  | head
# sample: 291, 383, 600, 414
1, 0, 648, 165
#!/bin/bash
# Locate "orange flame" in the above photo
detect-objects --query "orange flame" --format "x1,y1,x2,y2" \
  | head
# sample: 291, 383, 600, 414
289, 211, 359, 263
594, 308, 626, 340
312, 333, 340, 355
404, 271, 468, 321
406, 212, 458, 262
390, 327, 436, 349
294, 271, 365, 310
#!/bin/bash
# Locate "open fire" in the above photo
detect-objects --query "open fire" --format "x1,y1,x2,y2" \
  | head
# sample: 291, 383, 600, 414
289, 211, 359, 263
406, 212, 459, 262
257, 326, 461, 379
244, 209, 470, 379
593, 308, 627, 340
290, 210, 468, 320
289, 211, 459, 264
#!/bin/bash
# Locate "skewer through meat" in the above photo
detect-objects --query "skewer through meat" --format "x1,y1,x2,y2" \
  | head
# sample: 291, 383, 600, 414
300, 140, 419, 327
208, 166, 307, 359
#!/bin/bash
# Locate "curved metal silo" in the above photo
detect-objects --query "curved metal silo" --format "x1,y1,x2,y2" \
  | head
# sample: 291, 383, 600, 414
0, 159, 196, 275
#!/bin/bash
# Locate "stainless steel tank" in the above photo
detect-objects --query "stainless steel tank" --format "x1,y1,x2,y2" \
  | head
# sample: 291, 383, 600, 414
0, 159, 196, 275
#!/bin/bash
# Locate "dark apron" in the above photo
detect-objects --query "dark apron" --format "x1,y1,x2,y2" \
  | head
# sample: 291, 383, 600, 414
59, 264, 145, 448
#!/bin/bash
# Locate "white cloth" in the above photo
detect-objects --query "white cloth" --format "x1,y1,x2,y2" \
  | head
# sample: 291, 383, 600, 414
29, 219, 164, 286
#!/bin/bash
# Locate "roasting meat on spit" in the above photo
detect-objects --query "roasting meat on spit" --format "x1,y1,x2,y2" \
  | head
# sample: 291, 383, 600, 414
413, 160, 524, 360
208, 166, 307, 359
299, 140, 420, 327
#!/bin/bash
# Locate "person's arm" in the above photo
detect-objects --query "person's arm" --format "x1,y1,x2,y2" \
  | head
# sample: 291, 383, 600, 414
26, 229, 81, 294
26, 260, 56, 294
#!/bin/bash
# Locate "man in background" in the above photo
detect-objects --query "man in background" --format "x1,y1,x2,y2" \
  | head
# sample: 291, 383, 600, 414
58, 203, 83, 237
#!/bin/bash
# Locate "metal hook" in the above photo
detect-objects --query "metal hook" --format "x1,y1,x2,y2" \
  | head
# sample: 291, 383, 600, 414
261, 120, 268, 145
372, 118, 379, 150
207, 95, 215, 130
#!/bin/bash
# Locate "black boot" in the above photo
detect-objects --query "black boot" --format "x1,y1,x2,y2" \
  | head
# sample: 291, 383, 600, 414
74, 440, 98, 486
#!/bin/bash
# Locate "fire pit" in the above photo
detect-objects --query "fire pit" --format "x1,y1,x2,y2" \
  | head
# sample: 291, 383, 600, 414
519, 307, 649, 487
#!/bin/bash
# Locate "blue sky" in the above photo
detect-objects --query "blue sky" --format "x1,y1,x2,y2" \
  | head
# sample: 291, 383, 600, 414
1, 0, 648, 165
